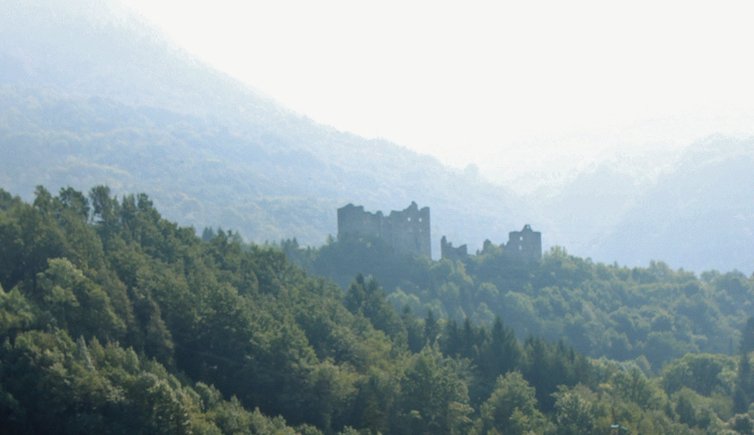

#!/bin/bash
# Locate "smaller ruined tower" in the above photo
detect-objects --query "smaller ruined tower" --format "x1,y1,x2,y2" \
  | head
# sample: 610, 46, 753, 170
506, 224, 542, 261
337, 204, 383, 241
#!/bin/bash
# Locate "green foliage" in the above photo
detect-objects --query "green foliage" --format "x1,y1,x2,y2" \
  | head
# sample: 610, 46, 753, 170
729, 412, 754, 434
0, 328, 311, 434
478, 371, 547, 435
735, 349, 754, 413
0, 286, 35, 337
672, 387, 730, 429
611, 367, 663, 410
662, 353, 737, 397
397, 346, 473, 435
552, 385, 598, 435
289, 238, 754, 370
742, 317, 754, 354
345, 274, 404, 343
0, 185, 749, 433
36, 258, 126, 340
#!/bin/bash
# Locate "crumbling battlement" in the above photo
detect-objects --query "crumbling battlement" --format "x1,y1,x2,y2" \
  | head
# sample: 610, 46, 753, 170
452, 225, 542, 262
337, 202, 541, 262
337, 202, 431, 258
440, 236, 468, 261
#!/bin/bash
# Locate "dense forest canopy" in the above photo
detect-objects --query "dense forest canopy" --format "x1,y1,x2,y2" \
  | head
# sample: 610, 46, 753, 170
2, 2, 753, 434
285, 236, 754, 371
1, 185, 753, 434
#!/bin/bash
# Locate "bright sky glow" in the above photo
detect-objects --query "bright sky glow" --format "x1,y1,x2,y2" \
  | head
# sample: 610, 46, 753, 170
122, 0, 754, 185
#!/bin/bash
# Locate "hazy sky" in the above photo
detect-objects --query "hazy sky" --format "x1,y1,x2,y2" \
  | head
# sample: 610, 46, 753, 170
123, 0, 754, 185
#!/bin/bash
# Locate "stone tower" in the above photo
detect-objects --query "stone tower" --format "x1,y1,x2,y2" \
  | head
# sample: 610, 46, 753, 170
506, 224, 542, 261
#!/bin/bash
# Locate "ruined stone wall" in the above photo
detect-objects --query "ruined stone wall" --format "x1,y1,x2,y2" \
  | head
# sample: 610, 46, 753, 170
337, 204, 383, 240
441, 236, 468, 261
338, 203, 540, 262
337, 202, 431, 258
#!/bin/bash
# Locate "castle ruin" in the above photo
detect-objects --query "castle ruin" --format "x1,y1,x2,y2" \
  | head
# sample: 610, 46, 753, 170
337, 202, 431, 258
442, 224, 542, 262
337, 201, 541, 262
440, 236, 468, 261
506, 224, 542, 261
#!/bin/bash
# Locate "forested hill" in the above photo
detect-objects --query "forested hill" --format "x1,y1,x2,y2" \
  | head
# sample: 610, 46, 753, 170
3, 185, 754, 434
285, 235, 754, 370
0, 185, 531, 434
0, 0, 524, 253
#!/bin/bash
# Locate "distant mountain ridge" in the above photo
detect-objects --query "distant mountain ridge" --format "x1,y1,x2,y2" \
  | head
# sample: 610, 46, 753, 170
591, 137, 754, 272
531, 136, 754, 272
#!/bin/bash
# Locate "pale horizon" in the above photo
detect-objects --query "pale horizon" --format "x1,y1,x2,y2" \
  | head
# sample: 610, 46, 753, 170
122, 0, 754, 187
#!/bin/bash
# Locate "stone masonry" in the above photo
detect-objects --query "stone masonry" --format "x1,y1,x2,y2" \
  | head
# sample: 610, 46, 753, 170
506, 224, 542, 261
440, 236, 468, 261
337, 202, 431, 258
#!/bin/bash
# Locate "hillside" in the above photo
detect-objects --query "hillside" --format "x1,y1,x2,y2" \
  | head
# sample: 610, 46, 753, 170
592, 137, 754, 272
286, 235, 754, 371
2, 186, 753, 433
0, 0, 526, 255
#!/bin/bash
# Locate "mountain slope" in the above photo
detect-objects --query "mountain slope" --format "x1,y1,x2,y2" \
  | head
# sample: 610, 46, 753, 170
0, 0, 528, 253
518, 135, 754, 273
591, 136, 754, 272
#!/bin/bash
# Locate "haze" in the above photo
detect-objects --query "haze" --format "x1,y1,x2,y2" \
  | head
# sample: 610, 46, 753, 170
2, 0, 753, 272
123, 0, 754, 186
